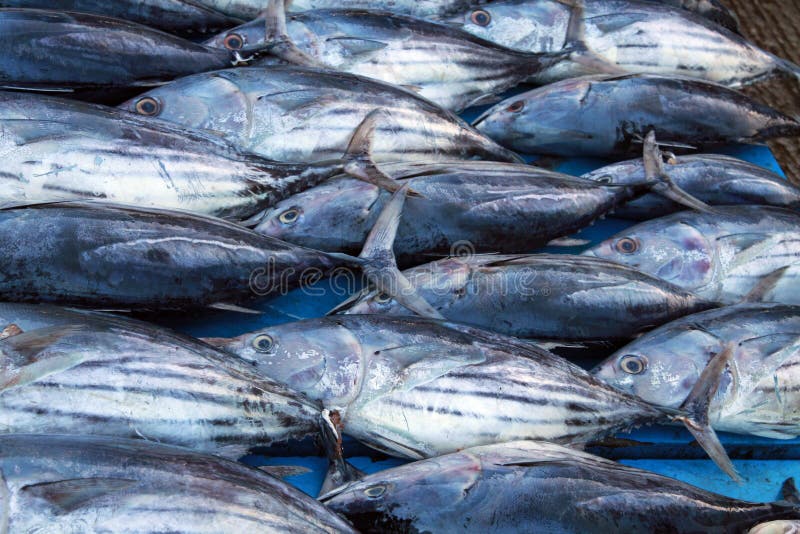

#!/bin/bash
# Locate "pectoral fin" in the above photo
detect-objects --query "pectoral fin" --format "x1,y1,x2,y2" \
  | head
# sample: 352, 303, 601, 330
21, 478, 137, 514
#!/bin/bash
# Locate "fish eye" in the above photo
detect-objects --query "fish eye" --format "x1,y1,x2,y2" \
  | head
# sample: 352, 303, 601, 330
223, 33, 244, 50
278, 208, 301, 225
252, 334, 274, 353
364, 484, 387, 499
135, 97, 161, 117
615, 237, 639, 254
470, 9, 491, 26
596, 175, 613, 184
619, 354, 647, 375
506, 100, 525, 113
375, 293, 392, 304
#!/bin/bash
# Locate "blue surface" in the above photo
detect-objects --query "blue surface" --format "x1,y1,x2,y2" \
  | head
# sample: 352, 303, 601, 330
157, 99, 798, 504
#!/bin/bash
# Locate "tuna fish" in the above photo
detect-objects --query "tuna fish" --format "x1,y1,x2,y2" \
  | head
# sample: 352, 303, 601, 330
0, 315, 325, 457
197, 0, 484, 19
0, 0, 240, 34
0, 434, 356, 532
449, 0, 775, 86
581, 154, 800, 220
0, 91, 385, 221
321, 441, 798, 533
201, 0, 608, 112
204, 314, 738, 478
335, 254, 716, 341
584, 206, 800, 305
472, 74, 800, 158
251, 159, 702, 259
120, 67, 522, 164
0, 9, 236, 91
593, 303, 800, 439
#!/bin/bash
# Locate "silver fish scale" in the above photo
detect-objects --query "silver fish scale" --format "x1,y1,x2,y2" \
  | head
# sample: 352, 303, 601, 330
197, 0, 481, 19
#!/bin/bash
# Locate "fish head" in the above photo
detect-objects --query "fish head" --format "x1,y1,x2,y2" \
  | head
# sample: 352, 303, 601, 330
472, 79, 595, 155
204, 18, 270, 52
447, 0, 568, 52
321, 451, 482, 530
253, 178, 382, 251
214, 319, 364, 407
120, 71, 251, 139
581, 160, 646, 188
583, 218, 714, 290
593, 325, 725, 409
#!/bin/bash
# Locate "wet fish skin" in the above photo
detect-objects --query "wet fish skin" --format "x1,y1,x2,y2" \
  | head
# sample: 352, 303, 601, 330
208, 315, 668, 459
0, 91, 351, 222
0, 317, 324, 458
657, 0, 740, 32
253, 161, 646, 259
584, 206, 800, 305
581, 154, 800, 219
472, 74, 800, 157
121, 67, 521, 164
337, 254, 716, 340
203, 10, 560, 112
196, 0, 479, 19
0, 9, 233, 91
593, 303, 800, 439
0, 0, 240, 34
0, 202, 346, 309
321, 441, 798, 533
449, 0, 776, 86
0, 434, 356, 533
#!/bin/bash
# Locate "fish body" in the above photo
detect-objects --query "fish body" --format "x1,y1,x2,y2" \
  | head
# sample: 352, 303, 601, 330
203, 11, 559, 111
450, 0, 778, 86
0, 434, 356, 533
286, 0, 482, 18
254, 161, 644, 259
656, 0, 740, 32
336, 254, 716, 340
584, 206, 800, 305
0, 316, 322, 457
473, 74, 800, 157
0, 9, 231, 90
581, 154, 800, 219
0, 0, 239, 34
208, 315, 669, 459
0, 91, 347, 221
0, 202, 345, 309
121, 67, 521, 163
322, 441, 797, 533
593, 303, 800, 439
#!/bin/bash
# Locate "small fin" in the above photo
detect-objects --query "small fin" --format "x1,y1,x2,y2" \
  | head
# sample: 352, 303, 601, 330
327, 36, 388, 58
1, 325, 88, 391
207, 302, 263, 315
342, 109, 421, 196
781, 477, 800, 505
262, 0, 329, 68
546, 237, 591, 247
740, 266, 791, 303
641, 131, 715, 213
557, 0, 626, 76
258, 465, 312, 479
380, 344, 486, 391
0, 324, 23, 340
319, 409, 364, 497
673, 344, 740, 482
358, 184, 443, 319
21, 478, 136, 514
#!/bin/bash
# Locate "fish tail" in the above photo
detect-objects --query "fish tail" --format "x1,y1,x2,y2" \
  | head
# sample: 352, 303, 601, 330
670, 343, 741, 482
318, 409, 365, 496
772, 52, 800, 85
260, 0, 328, 68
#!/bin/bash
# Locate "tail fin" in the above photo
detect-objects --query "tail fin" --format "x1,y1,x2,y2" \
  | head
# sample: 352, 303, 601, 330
772, 52, 800, 85
672, 343, 740, 482
262, 0, 329, 68
551, 0, 626, 76
318, 409, 364, 497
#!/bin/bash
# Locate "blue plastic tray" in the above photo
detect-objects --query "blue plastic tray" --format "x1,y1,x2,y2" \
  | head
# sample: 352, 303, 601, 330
159, 101, 797, 504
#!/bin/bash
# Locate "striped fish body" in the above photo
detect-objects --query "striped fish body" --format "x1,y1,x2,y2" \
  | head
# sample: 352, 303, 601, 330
322, 441, 797, 533
581, 154, 800, 220
450, 0, 779, 87
0, 316, 322, 457
211, 316, 664, 459
0, 0, 239, 35
0, 202, 344, 309
122, 67, 521, 163
254, 161, 636, 260
286, 0, 482, 19
0, 91, 345, 222
473, 74, 800, 157
585, 206, 800, 305
338, 255, 715, 340
0, 434, 356, 533
203, 12, 553, 112
0, 9, 231, 91
594, 303, 800, 439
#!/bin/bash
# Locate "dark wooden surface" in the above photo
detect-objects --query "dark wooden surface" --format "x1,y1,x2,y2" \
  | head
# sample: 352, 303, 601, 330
725, 0, 800, 183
